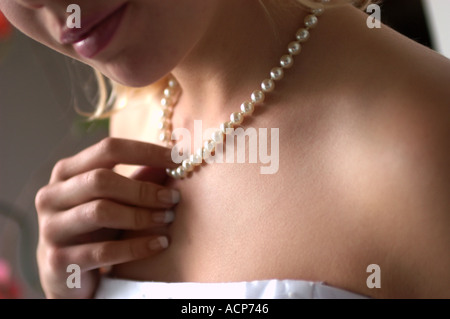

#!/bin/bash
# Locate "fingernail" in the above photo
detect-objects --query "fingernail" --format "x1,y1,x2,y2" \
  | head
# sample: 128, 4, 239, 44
152, 210, 175, 223
149, 236, 169, 250
157, 189, 181, 205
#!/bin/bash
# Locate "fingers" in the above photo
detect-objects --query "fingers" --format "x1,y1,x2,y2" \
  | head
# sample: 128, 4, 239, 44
37, 168, 181, 211
42, 199, 175, 244
46, 236, 169, 273
50, 138, 177, 183
129, 166, 169, 184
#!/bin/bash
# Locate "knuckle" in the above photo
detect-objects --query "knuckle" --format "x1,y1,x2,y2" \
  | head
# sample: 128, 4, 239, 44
84, 168, 112, 191
132, 207, 146, 229
46, 246, 68, 272
128, 240, 146, 260
51, 158, 68, 180
91, 244, 113, 265
35, 186, 52, 212
84, 200, 110, 225
39, 216, 57, 243
137, 182, 150, 204
97, 137, 119, 161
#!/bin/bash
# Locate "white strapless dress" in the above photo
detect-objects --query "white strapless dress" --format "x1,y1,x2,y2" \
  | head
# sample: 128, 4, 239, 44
95, 277, 369, 299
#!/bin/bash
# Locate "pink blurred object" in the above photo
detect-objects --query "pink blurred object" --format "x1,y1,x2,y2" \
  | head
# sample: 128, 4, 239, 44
0, 259, 21, 299
0, 10, 12, 39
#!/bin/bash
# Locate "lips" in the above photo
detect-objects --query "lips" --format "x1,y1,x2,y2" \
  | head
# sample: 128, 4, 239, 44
60, 3, 128, 58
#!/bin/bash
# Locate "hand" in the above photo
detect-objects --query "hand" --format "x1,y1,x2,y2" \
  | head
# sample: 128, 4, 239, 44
35, 138, 179, 299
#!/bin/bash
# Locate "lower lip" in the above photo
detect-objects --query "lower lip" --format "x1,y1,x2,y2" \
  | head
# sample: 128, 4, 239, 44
73, 5, 127, 59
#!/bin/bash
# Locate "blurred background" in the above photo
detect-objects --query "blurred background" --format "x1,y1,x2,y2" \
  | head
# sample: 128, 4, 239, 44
0, 0, 449, 298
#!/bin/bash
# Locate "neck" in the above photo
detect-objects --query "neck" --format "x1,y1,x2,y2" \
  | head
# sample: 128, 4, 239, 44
171, 0, 309, 125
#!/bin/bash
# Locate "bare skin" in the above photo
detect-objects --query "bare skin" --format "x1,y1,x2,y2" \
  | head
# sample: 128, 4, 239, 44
2, 0, 448, 298
110, 7, 450, 298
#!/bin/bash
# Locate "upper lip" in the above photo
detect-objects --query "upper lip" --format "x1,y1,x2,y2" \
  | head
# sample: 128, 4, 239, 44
60, 3, 127, 44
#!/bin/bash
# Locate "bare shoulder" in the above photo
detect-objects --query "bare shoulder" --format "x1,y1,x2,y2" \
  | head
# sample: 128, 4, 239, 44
287, 7, 450, 297
342, 10, 450, 297
376, 62, 450, 298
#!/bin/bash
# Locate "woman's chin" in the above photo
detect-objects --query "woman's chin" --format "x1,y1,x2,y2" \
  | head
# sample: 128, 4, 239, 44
103, 67, 163, 88
100, 60, 170, 88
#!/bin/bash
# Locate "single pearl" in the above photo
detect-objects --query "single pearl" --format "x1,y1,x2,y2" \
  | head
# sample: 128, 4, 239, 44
204, 140, 216, 153
158, 107, 173, 118
161, 97, 174, 107
230, 112, 244, 125
158, 120, 172, 130
176, 166, 186, 178
270, 67, 284, 81
240, 101, 255, 115
288, 41, 302, 55
261, 79, 275, 93
296, 28, 310, 42
220, 121, 233, 135
195, 147, 204, 160
190, 153, 203, 166
304, 15, 318, 28
251, 90, 265, 105
202, 147, 212, 160
311, 7, 324, 16
212, 130, 224, 143
280, 54, 294, 69
171, 169, 180, 179
168, 79, 178, 88
159, 130, 171, 142
164, 87, 176, 98
182, 159, 194, 172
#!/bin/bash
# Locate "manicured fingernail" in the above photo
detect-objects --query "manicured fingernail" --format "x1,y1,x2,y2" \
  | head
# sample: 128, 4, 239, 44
149, 236, 169, 250
152, 210, 175, 223
157, 189, 181, 204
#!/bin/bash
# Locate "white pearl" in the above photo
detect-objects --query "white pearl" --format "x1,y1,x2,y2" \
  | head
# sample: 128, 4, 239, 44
164, 87, 176, 98
270, 67, 284, 81
176, 166, 186, 178
296, 28, 310, 42
204, 140, 216, 153
161, 97, 174, 107
195, 147, 204, 160
168, 79, 178, 88
280, 54, 294, 69
230, 112, 244, 125
261, 79, 275, 92
182, 159, 194, 172
158, 120, 172, 130
202, 148, 211, 160
251, 90, 265, 104
305, 15, 318, 28
311, 7, 324, 16
220, 122, 233, 134
159, 130, 171, 142
190, 153, 203, 166
212, 130, 224, 143
158, 107, 173, 118
171, 169, 180, 179
288, 41, 302, 55
240, 101, 255, 115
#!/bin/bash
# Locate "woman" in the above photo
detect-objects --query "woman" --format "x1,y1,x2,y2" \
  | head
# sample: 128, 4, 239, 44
1, 0, 449, 299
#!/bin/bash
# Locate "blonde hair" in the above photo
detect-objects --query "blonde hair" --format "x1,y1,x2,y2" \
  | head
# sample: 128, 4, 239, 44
86, 0, 373, 120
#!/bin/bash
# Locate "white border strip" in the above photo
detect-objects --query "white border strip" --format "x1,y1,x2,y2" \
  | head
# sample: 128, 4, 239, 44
422, 0, 450, 58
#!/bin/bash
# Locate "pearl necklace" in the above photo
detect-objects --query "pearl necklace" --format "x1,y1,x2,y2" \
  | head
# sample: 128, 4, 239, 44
158, 6, 324, 179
